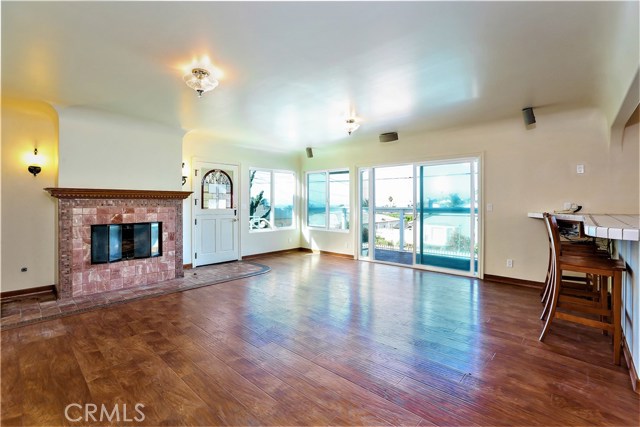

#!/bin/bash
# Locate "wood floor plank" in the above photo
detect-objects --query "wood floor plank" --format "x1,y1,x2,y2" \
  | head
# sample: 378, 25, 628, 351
0, 333, 23, 422
17, 340, 68, 426
202, 333, 413, 426
257, 341, 425, 426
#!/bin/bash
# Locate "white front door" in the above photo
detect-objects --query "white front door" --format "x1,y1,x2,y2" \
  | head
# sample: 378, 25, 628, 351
192, 161, 240, 266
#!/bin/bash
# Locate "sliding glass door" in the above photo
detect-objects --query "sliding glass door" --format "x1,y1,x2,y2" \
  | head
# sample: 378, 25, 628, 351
359, 169, 371, 259
359, 165, 414, 265
416, 159, 479, 275
358, 157, 480, 277
372, 165, 414, 265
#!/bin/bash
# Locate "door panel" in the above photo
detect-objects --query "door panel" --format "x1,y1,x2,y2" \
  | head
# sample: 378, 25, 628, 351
372, 165, 414, 266
417, 159, 479, 275
193, 162, 239, 266
359, 169, 371, 259
218, 218, 236, 253
199, 218, 217, 255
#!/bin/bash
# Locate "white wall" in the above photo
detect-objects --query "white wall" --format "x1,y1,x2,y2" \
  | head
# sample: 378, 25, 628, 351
57, 107, 183, 190
300, 107, 639, 282
4, 102, 636, 290
182, 131, 301, 264
599, 1, 640, 125
2, 103, 186, 292
1, 99, 59, 292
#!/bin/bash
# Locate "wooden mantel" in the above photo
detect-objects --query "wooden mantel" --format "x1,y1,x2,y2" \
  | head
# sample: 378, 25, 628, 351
44, 187, 192, 200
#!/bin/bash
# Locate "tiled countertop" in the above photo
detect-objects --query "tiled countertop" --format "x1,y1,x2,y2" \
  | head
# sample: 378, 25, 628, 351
527, 212, 640, 241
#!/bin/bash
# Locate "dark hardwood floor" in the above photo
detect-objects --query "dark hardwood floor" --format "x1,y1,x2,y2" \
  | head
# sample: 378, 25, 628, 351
1, 252, 638, 426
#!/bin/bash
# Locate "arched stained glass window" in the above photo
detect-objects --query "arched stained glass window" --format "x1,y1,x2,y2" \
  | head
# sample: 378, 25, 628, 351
201, 169, 233, 209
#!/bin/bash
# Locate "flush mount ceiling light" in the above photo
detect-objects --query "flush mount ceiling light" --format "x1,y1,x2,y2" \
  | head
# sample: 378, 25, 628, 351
345, 118, 360, 135
184, 67, 219, 97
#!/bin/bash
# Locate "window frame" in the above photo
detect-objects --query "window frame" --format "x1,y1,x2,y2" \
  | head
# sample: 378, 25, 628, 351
306, 169, 351, 233
248, 167, 296, 233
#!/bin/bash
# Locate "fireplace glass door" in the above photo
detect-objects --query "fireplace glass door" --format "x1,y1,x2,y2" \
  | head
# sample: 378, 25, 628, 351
91, 222, 162, 264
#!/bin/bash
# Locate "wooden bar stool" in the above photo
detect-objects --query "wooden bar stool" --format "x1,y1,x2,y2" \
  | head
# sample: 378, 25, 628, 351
539, 213, 625, 365
540, 214, 609, 319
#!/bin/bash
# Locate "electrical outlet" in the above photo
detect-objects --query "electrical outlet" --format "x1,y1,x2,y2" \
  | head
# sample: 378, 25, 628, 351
506, 259, 513, 268
564, 202, 572, 210
486, 203, 493, 212
576, 164, 585, 174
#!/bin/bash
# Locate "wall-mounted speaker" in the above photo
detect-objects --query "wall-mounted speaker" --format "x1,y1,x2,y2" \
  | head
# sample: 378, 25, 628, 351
305, 147, 314, 158
379, 132, 399, 143
522, 107, 536, 127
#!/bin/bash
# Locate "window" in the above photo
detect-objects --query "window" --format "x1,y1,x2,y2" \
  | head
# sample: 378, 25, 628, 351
249, 169, 295, 231
274, 172, 295, 227
201, 169, 232, 209
307, 170, 350, 231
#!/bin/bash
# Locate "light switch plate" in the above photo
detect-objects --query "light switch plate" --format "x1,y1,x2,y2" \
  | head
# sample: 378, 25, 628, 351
577, 164, 585, 174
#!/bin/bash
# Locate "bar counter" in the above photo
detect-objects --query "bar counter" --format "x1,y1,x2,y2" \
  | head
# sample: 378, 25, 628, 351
527, 212, 639, 241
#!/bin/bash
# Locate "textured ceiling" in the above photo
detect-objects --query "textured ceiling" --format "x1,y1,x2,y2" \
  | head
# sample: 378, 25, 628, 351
2, 1, 638, 151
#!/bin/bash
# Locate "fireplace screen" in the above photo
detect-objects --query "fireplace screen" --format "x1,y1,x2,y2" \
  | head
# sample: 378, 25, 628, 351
91, 222, 162, 264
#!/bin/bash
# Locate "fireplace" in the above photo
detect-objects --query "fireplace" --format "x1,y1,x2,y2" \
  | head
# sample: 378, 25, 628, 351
91, 222, 162, 264
45, 188, 191, 298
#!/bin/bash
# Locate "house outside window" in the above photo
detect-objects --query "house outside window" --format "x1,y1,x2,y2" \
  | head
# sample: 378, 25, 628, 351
307, 170, 350, 231
249, 168, 295, 231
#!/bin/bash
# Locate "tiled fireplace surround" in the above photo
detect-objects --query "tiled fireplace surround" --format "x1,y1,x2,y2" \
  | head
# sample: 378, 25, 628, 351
46, 188, 192, 299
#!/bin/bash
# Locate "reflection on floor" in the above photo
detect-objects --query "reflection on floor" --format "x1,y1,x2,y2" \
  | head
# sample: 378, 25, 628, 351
374, 248, 413, 264
0, 261, 269, 330
373, 248, 478, 271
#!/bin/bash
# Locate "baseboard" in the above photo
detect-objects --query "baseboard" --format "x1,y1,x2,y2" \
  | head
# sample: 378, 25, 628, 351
622, 336, 640, 393
242, 248, 309, 260
0, 285, 57, 302
318, 250, 355, 259
484, 274, 544, 289
183, 263, 192, 270
300, 247, 354, 259
242, 247, 354, 260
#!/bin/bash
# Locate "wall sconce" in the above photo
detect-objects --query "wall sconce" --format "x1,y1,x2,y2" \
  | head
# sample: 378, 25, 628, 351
28, 148, 42, 176
182, 162, 188, 186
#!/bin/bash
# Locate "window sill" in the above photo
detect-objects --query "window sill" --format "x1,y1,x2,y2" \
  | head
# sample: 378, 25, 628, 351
306, 227, 350, 233
249, 227, 296, 234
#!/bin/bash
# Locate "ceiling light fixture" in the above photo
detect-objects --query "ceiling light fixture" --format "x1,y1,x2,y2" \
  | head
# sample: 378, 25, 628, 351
345, 118, 360, 135
184, 67, 218, 97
